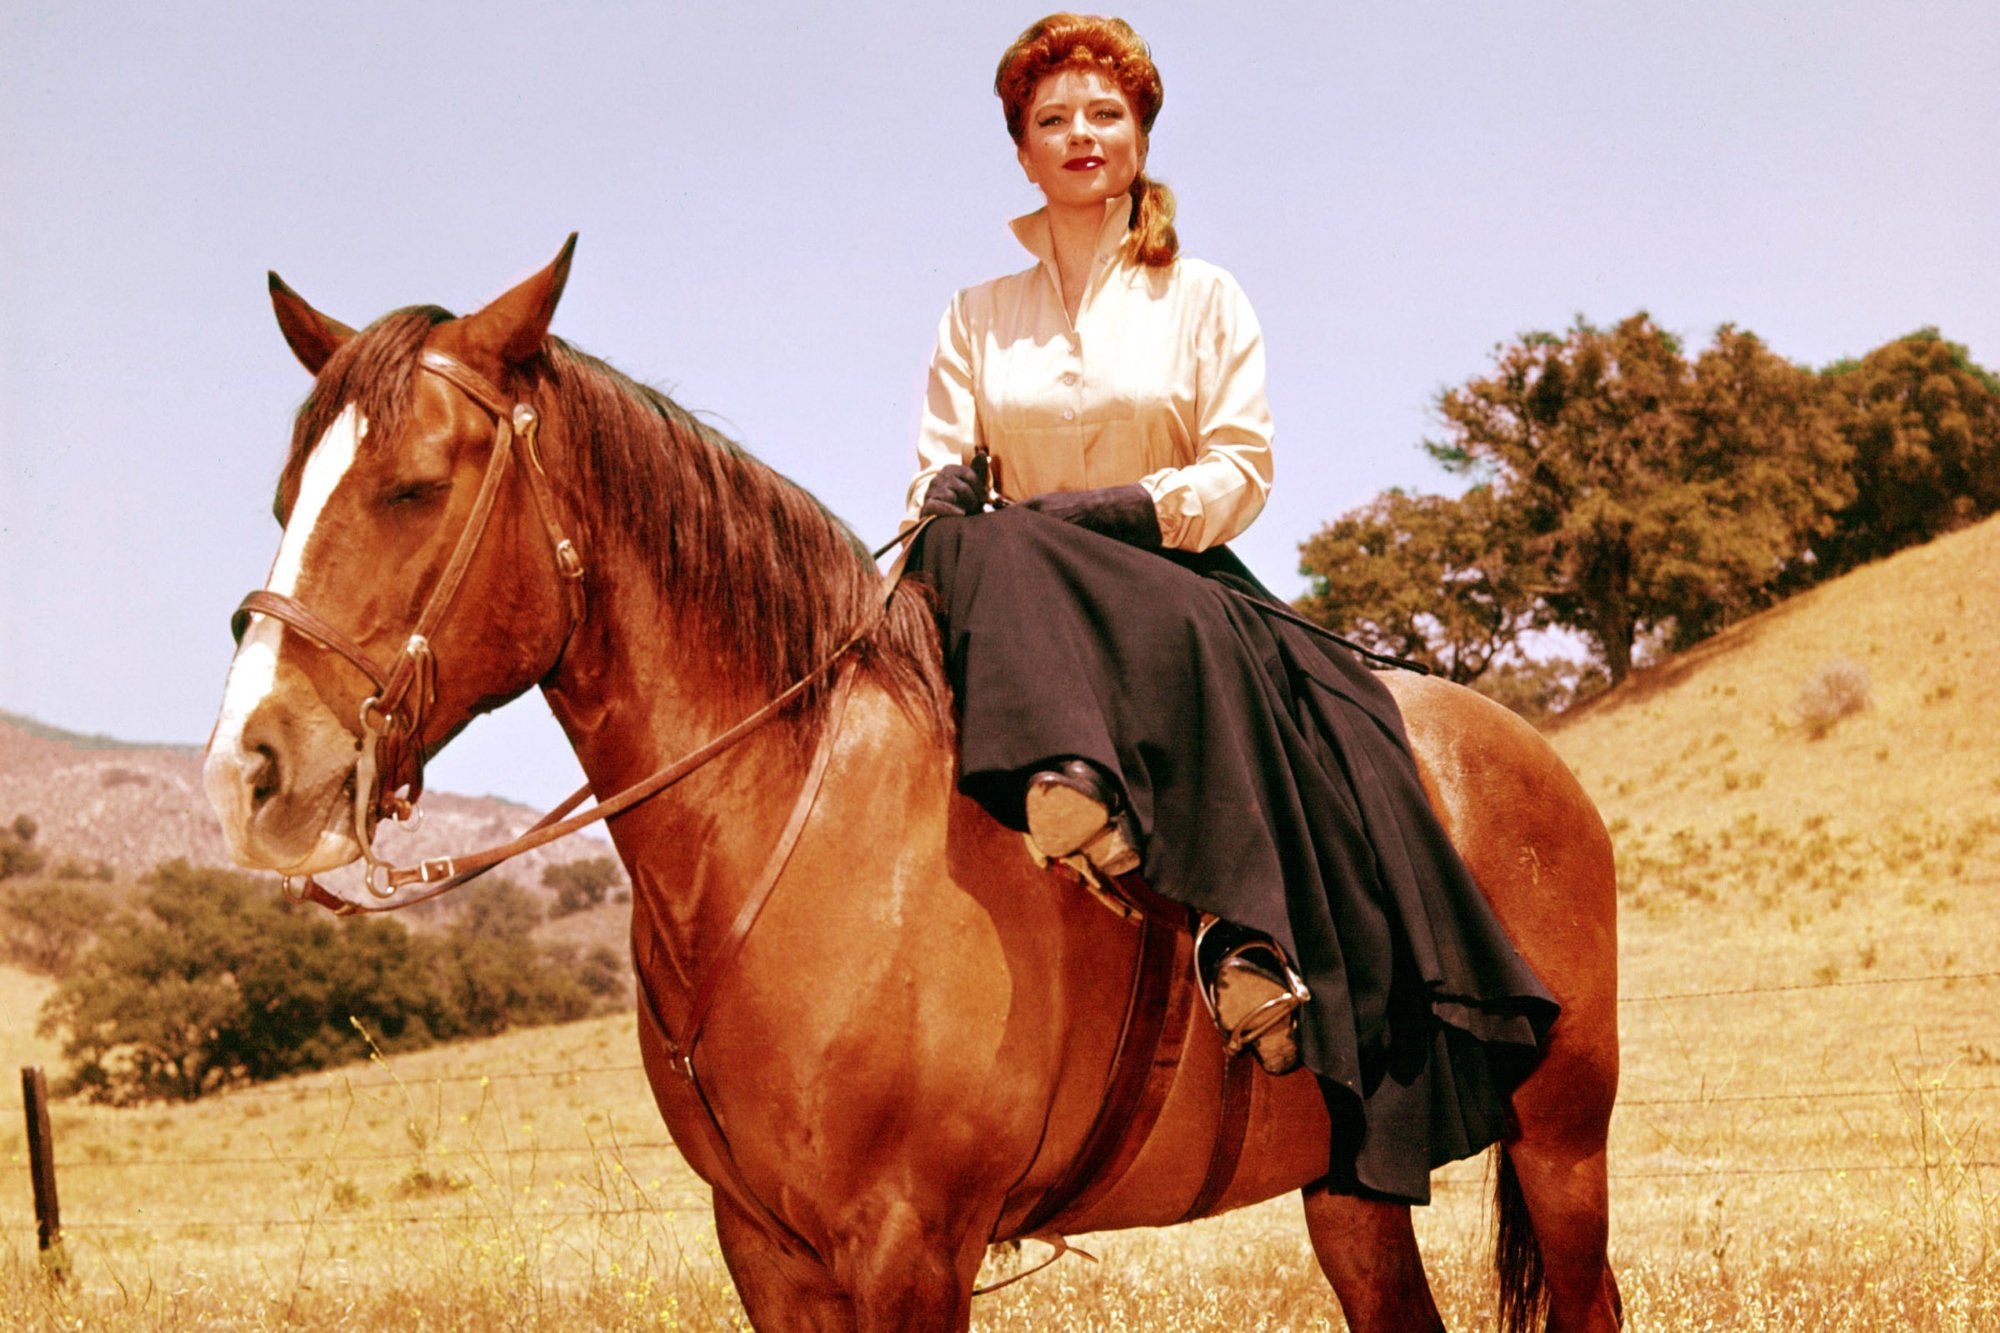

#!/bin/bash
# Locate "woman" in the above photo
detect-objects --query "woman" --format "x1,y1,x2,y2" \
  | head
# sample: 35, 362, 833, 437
901, 12, 1556, 1204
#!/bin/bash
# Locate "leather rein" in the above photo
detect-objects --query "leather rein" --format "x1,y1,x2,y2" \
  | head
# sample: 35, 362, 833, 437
233, 348, 879, 916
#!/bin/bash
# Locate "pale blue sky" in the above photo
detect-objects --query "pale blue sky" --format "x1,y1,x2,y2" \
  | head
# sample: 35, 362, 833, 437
3, 2, 1994, 807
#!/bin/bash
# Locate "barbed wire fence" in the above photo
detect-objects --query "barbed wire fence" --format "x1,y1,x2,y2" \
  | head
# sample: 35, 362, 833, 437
5, 968, 1996, 1245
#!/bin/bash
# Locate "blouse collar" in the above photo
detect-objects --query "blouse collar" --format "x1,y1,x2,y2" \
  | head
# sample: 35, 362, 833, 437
1008, 196, 1134, 271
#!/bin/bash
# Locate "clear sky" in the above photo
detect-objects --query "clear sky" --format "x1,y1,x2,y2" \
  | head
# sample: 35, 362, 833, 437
3, 2, 1995, 809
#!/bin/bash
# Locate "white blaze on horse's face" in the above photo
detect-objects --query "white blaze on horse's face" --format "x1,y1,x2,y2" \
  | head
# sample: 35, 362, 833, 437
268, 405, 366, 599
204, 404, 371, 876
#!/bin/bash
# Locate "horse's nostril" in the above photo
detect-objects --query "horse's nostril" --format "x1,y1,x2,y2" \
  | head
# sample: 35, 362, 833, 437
249, 743, 281, 805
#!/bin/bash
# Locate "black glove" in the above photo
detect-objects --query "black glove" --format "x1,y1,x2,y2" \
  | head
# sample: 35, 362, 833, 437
1021, 484, 1163, 548
919, 463, 986, 517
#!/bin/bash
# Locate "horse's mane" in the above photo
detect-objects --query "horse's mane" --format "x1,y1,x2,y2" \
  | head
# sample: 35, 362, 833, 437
281, 308, 951, 748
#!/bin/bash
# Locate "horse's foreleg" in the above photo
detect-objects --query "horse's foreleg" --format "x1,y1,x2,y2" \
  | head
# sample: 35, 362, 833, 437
712, 1194, 853, 1333
714, 1188, 986, 1333
1300, 1184, 1444, 1333
828, 1195, 986, 1333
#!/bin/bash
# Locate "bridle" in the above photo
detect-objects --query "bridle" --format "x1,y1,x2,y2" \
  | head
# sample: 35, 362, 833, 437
232, 346, 885, 913
232, 348, 585, 897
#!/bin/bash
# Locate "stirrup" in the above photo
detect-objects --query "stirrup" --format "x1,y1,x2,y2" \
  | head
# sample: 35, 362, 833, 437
1195, 917, 1310, 1076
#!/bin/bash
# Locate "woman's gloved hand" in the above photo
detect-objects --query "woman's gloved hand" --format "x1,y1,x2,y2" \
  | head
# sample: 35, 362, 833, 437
920, 463, 987, 517
1021, 484, 1162, 548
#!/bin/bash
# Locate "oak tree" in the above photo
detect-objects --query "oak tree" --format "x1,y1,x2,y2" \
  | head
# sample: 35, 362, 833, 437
1812, 329, 2000, 576
1427, 315, 1847, 681
1297, 485, 1539, 684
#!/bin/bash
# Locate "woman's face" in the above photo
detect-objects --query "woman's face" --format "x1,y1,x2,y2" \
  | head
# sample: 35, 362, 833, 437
1015, 67, 1143, 213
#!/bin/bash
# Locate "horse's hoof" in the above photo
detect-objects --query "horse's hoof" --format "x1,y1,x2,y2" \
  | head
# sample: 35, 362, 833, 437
1025, 759, 1140, 876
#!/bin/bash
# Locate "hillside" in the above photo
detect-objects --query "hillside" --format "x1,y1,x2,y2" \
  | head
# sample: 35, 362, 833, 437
0, 710, 617, 903
1544, 513, 1998, 937
1512, 516, 2000, 1310
1550, 513, 1996, 838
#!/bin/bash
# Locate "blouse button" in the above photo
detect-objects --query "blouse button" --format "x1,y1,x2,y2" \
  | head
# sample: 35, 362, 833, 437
1061, 372, 1078, 386
1061, 409, 1075, 421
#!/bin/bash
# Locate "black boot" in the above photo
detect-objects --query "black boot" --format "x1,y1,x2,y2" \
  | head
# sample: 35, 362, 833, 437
1024, 758, 1141, 876
1196, 918, 1309, 1075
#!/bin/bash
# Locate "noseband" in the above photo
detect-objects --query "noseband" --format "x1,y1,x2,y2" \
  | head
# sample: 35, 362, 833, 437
232, 349, 586, 893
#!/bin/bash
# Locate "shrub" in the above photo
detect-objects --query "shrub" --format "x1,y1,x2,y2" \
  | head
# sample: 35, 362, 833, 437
38, 862, 626, 1103
0, 813, 46, 880
439, 879, 599, 1034
542, 855, 624, 916
0, 881, 107, 974
1793, 657, 1872, 739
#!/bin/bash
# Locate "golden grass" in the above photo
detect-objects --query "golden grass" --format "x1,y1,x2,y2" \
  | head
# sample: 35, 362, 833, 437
3, 520, 1997, 1328
1550, 514, 2000, 845
0, 965, 61, 1074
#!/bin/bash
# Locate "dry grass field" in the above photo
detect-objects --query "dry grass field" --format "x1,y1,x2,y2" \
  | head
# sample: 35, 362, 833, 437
3, 519, 1996, 1330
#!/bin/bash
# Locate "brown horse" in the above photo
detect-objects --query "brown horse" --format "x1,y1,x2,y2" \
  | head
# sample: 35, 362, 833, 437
204, 240, 1620, 1332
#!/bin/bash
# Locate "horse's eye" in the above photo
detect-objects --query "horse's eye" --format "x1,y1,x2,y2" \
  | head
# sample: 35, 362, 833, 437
385, 481, 449, 508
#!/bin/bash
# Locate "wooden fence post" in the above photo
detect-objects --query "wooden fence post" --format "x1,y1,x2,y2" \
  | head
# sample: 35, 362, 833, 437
21, 1066, 65, 1276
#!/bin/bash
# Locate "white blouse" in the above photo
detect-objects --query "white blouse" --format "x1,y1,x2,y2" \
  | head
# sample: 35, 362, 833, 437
904, 197, 1275, 552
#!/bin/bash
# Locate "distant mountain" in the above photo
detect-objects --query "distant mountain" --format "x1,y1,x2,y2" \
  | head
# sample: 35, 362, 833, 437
0, 709, 615, 893
0, 708, 205, 759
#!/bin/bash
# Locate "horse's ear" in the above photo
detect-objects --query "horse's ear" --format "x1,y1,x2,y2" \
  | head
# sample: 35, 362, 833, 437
455, 234, 578, 369
270, 272, 356, 375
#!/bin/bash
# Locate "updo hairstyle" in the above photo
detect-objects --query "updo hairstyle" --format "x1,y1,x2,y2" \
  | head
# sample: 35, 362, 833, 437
994, 13, 1178, 267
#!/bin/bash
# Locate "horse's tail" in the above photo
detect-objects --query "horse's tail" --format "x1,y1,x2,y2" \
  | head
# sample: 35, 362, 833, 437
1494, 1144, 1549, 1333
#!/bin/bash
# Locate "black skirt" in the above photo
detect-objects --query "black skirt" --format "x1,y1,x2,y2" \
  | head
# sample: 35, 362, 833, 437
906, 507, 1559, 1203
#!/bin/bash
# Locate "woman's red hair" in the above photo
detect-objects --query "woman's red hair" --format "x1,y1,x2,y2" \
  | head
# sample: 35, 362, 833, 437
995, 13, 1178, 267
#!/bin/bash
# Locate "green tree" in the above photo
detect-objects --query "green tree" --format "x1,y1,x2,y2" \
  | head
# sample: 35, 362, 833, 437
1663, 323, 1854, 647
40, 862, 625, 1103
42, 861, 447, 1101
541, 940, 630, 1005
1430, 315, 1847, 681
440, 879, 597, 1035
1812, 329, 2000, 576
1296, 485, 1541, 684
542, 855, 623, 917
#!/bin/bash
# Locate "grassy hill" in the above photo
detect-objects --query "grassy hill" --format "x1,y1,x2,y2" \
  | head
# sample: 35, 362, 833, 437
1, 993, 733, 1327
1553, 511, 1996, 859
2, 520, 1995, 1330
1547, 514, 1998, 991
